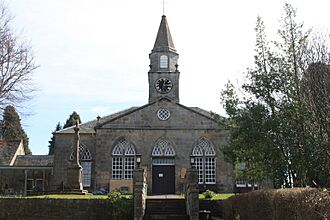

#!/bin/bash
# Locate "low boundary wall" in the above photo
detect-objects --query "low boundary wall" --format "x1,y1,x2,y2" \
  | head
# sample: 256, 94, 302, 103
0, 198, 131, 220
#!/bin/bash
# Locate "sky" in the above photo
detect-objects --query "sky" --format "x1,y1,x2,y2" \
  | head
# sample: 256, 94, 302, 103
2, 0, 330, 155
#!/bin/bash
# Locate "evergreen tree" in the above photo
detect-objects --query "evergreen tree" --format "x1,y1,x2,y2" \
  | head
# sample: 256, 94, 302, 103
221, 3, 330, 188
48, 122, 62, 155
63, 111, 81, 128
1, 105, 31, 154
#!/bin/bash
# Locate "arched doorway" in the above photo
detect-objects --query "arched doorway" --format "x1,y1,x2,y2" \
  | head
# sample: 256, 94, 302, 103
151, 139, 175, 194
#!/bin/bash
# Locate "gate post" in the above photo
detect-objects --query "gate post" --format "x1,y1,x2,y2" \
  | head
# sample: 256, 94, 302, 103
185, 168, 199, 220
133, 168, 147, 220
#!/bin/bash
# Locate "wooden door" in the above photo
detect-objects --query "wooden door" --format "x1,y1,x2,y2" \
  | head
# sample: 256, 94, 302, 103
152, 165, 175, 194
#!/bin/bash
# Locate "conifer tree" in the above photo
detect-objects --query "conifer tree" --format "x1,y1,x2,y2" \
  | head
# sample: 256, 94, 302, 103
63, 111, 81, 128
1, 105, 31, 154
48, 122, 62, 155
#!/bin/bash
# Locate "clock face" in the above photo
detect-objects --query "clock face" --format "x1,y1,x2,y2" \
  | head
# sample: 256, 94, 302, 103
155, 78, 173, 93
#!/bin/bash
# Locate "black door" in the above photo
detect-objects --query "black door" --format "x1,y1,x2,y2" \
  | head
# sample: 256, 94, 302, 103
152, 165, 175, 194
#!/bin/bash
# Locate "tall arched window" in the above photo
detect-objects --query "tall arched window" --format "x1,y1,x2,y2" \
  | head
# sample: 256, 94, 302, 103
112, 138, 136, 180
160, 55, 168, 68
69, 144, 92, 187
191, 138, 216, 184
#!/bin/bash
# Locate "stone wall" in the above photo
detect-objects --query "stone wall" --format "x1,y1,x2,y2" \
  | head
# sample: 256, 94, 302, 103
53, 133, 96, 191
0, 169, 25, 195
0, 198, 132, 220
53, 99, 234, 194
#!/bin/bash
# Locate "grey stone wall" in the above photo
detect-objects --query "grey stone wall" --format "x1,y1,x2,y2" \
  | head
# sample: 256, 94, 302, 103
0, 198, 127, 220
52, 100, 234, 193
0, 169, 25, 195
52, 133, 96, 191
148, 71, 180, 103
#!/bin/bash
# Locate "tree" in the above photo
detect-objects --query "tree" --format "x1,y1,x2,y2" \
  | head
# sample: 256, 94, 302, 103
1, 105, 31, 154
221, 4, 330, 188
63, 111, 81, 129
48, 122, 62, 155
0, 3, 37, 111
47, 112, 81, 154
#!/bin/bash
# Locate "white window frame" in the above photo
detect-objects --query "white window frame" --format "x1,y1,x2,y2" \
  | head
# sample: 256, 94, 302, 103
112, 138, 136, 180
112, 157, 123, 180
192, 138, 216, 184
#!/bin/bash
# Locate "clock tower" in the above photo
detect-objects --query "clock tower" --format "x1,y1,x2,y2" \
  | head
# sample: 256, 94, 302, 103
148, 15, 180, 103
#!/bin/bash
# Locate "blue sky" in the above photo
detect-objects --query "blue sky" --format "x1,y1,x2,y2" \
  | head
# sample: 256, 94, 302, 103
2, 0, 330, 155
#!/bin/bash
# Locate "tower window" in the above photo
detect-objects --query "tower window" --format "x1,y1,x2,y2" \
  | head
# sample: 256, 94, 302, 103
160, 55, 168, 68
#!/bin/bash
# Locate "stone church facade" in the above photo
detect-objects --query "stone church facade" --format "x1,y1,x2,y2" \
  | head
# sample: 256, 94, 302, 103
0, 15, 234, 195
53, 15, 234, 194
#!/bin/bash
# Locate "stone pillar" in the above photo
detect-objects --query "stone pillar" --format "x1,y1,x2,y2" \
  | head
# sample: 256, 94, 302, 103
185, 168, 199, 220
66, 121, 83, 192
133, 168, 147, 220
24, 170, 27, 196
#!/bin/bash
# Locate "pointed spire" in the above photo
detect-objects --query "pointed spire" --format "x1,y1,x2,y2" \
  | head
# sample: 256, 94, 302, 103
152, 15, 176, 53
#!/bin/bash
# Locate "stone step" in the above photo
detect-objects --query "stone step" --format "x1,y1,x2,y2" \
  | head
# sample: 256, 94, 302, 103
143, 214, 189, 220
144, 198, 187, 217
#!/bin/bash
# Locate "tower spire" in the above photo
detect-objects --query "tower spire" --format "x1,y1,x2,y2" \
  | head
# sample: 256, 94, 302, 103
148, 15, 180, 103
152, 15, 176, 53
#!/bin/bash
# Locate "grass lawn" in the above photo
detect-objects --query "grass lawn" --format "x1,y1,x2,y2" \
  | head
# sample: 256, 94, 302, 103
199, 193, 234, 200
0, 194, 132, 199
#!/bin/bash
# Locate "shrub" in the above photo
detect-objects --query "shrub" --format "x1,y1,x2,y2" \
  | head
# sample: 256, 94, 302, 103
203, 190, 216, 199
108, 190, 133, 220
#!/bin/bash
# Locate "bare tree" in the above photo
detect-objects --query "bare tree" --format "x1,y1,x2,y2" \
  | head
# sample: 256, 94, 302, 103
0, 3, 37, 111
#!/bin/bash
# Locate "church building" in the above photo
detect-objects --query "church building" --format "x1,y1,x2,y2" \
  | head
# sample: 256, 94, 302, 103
53, 15, 234, 194
0, 15, 234, 195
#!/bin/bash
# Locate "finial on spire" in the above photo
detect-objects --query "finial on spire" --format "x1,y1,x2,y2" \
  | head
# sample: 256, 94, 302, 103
163, 0, 165, 15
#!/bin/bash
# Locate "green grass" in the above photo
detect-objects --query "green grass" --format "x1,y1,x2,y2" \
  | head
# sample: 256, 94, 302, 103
26, 194, 109, 199
0, 194, 132, 199
199, 193, 234, 200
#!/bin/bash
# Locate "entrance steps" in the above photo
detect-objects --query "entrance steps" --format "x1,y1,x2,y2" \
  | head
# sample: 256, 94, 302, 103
143, 198, 189, 220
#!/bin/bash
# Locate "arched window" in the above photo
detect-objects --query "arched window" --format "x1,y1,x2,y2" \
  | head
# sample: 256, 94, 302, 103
112, 138, 136, 180
160, 55, 168, 68
69, 144, 92, 187
191, 138, 216, 184
152, 139, 175, 157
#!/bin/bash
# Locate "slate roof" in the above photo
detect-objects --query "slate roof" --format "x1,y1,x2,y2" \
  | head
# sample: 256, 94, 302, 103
57, 107, 139, 134
0, 140, 22, 165
152, 15, 176, 53
56, 101, 219, 134
189, 107, 213, 118
14, 155, 54, 166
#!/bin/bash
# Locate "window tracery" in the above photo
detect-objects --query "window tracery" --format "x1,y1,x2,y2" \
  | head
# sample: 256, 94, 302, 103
192, 138, 216, 184
152, 139, 175, 157
112, 138, 136, 180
